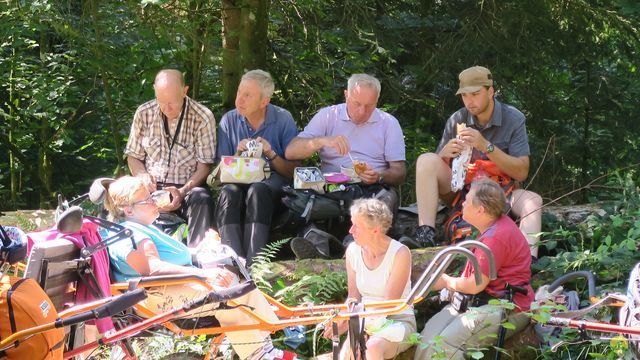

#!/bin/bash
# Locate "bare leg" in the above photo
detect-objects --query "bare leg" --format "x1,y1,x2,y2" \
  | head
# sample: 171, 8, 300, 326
510, 189, 543, 257
416, 153, 453, 227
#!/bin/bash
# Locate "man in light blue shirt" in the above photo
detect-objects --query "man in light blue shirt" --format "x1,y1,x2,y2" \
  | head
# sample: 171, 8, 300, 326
215, 70, 299, 264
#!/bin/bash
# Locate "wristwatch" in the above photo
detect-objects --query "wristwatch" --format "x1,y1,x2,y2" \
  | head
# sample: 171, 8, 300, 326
486, 142, 495, 154
265, 151, 277, 161
378, 173, 384, 184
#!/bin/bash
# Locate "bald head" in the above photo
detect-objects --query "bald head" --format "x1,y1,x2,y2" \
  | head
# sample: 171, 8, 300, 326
154, 69, 188, 120
154, 69, 185, 88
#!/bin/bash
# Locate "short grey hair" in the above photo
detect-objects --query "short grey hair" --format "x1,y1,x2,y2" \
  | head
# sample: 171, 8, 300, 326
350, 198, 393, 233
241, 69, 274, 98
347, 74, 381, 97
469, 179, 507, 219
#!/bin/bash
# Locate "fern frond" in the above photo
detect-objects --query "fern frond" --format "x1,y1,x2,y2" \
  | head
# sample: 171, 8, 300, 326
250, 238, 290, 293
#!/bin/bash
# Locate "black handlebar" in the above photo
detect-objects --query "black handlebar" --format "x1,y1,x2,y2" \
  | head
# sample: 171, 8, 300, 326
56, 289, 147, 327
183, 281, 257, 312
548, 271, 596, 298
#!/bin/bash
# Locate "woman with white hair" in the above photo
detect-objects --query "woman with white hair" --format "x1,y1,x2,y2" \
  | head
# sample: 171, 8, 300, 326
323, 198, 416, 359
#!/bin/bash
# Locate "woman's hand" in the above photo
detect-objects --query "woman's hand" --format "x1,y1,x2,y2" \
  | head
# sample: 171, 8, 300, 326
205, 267, 236, 287
322, 320, 348, 339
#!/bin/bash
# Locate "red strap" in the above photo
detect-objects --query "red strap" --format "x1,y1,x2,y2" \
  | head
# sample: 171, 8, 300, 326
278, 350, 298, 360
464, 159, 512, 186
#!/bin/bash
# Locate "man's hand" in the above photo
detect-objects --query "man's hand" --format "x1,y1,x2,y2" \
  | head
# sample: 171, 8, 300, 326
458, 127, 489, 152
439, 138, 465, 159
358, 165, 380, 185
160, 186, 183, 212
236, 138, 252, 153
255, 136, 274, 157
139, 173, 157, 192
321, 135, 350, 155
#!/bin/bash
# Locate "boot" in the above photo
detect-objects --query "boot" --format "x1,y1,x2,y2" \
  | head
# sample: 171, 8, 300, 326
218, 224, 245, 259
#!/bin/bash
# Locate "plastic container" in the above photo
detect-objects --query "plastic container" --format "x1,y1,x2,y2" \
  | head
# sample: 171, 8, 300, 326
294, 167, 325, 193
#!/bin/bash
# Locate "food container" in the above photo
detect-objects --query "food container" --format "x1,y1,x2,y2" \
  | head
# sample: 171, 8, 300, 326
151, 190, 172, 207
294, 167, 325, 193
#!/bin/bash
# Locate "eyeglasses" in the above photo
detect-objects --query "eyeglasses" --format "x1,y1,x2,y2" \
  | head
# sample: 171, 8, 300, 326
132, 195, 156, 206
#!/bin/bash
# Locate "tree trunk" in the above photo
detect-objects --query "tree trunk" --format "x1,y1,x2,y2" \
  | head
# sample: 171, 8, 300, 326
88, 0, 124, 176
581, 61, 591, 203
8, 48, 17, 208
221, 0, 269, 112
240, 0, 268, 70
186, 0, 207, 99
221, 0, 242, 112
38, 29, 53, 208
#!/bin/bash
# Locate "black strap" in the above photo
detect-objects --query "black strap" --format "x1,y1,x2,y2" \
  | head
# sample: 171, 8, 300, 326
0, 223, 11, 247
160, 99, 188, 186
348, 303, 366, 360
332, 321, 340, 360
301, 194, 316, 223
7, 278, 29, 349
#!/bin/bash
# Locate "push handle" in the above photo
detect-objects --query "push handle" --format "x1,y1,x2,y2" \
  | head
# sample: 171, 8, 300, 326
56, 289, 147, 327
548, 270, 596, 299
183, 281, 257, 312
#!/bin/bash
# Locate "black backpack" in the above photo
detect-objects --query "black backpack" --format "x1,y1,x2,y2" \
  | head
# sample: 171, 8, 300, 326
281, 184, 372, 223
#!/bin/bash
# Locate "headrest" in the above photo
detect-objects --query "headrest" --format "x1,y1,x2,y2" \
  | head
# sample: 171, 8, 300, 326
0, 226, 28, 265
56, 206, 84, 233
89, 178, 115, 204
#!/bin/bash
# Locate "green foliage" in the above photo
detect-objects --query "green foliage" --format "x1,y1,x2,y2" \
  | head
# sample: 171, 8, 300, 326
1, 0, 640, 208
527, 170, 640, 358
249, 238, 291, 293
534, 170, 640, 285
272, 270, 347, 306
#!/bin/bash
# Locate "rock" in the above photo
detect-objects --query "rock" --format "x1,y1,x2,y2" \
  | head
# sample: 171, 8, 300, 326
263, 247, 450, 286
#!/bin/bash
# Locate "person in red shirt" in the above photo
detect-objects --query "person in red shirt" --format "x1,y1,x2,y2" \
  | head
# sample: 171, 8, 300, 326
414, 178, 533, 360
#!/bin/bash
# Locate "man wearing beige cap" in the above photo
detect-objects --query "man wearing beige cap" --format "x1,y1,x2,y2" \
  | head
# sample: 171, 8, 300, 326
408, 66, 542, 259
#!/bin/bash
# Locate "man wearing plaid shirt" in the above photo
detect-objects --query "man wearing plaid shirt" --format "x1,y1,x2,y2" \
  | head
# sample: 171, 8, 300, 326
125, 69, 216, 248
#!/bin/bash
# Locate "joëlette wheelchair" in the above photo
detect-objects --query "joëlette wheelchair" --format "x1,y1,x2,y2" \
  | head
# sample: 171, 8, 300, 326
10, 177, 499, 360
25, 224, 494, 358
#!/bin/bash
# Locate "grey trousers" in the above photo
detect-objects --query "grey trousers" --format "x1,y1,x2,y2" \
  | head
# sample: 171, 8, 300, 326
215, 174, 288, 264
414, 304, 529, 360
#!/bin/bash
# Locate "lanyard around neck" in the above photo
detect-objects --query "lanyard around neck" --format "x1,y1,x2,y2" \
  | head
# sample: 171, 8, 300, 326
160, 99, 187, 185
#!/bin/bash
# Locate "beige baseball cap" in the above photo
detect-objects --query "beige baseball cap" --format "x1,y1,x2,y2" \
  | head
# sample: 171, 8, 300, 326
456, 66, 494, 95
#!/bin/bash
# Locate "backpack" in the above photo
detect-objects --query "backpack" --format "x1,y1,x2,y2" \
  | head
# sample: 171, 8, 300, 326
0, 276, 65, 359
444, 160, 515, 244
281, 184, 368, 223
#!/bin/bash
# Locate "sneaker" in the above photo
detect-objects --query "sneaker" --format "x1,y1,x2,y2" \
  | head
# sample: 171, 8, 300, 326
400, 225, 437, 248
263, 348, 299, 360
290, 237, 330, 259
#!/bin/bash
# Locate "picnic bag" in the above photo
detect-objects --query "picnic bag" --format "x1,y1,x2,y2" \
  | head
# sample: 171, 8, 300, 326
0, 276, 64, 359
207, 156, 271, 187
219, 156, 269, 184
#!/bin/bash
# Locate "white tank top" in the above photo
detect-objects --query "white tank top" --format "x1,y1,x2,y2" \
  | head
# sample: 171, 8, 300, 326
346, 239, 413, 315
